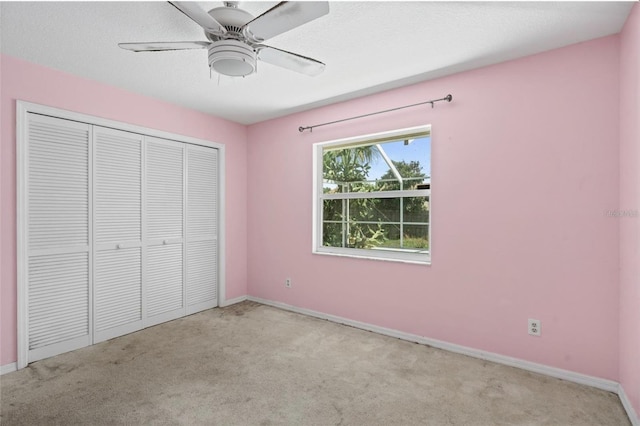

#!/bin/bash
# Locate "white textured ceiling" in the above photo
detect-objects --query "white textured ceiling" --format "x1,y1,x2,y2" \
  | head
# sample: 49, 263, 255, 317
0, 1, 634, 124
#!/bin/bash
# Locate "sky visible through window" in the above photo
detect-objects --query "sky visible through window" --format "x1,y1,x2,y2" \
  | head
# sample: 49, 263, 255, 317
367, 136, 431, 180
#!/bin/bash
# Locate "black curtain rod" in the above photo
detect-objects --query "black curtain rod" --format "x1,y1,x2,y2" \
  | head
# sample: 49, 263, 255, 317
298, 94, 453, 133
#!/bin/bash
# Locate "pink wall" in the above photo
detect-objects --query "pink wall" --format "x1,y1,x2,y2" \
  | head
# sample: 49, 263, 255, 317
0, 55, 248, 366
247, 36, 621, 380
619, 3, 640, 417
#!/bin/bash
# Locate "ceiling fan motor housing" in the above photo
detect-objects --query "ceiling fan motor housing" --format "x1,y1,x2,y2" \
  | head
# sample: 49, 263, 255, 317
208, 40, 257, 77
207, 6, 254, 40
205, 5, 257, 77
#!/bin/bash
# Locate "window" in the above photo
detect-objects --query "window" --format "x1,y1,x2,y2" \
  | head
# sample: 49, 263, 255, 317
313, 126, 431, 263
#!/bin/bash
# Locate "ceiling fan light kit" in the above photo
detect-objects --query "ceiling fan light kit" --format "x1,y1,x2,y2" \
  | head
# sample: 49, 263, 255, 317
119, 1, 329, 78
208, 40, 257, 77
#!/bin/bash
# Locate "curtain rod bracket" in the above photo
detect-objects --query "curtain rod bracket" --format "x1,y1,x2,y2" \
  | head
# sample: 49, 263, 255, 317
298, 93, 453, 133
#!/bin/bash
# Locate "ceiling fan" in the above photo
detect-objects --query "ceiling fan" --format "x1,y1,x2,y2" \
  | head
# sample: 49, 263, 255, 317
119, 1, 329, 78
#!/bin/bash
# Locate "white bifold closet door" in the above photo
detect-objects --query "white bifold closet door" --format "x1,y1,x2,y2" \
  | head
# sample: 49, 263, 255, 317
93, 127, 143, 343
26, 114, 91, 363
145, 137, 185, 326
21, 108, 219, 365
186, 145, 218, 314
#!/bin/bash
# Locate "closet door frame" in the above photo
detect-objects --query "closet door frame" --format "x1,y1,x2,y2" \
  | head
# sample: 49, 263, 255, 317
16, 100, 226, 370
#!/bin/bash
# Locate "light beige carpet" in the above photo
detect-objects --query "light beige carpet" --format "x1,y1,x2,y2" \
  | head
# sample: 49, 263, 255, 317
0, 301, 630, 425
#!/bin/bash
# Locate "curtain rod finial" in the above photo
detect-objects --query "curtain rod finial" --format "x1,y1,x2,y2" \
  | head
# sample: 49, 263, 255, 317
445, 94, 453, 102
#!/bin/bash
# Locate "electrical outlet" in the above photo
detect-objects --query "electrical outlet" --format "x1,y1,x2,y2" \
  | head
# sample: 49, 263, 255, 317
528, 318, 541, 336
285, 278, 292, 288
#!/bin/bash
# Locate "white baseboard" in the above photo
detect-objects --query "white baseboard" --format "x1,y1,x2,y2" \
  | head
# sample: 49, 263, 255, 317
1, 362, 17, 375
248, 296, 618, 393
220, 295, 248, 307
619, 384, 640, 426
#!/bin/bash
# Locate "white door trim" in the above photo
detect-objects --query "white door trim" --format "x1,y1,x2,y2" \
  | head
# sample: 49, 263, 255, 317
16, 102, 29, 369
16, 100, 226, 370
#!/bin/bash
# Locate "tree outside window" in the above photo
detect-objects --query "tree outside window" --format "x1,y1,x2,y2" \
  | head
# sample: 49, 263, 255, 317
321, 136, 430, 253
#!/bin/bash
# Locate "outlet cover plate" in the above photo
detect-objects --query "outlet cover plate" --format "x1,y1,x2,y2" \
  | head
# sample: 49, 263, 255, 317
528, 318, 541, 336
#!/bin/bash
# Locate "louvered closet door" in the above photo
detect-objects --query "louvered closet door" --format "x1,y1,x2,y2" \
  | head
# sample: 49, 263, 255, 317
26, 113, 91, 363
186, 144, 218, 314
93, 127, 143, 343
145, 137, 185, 327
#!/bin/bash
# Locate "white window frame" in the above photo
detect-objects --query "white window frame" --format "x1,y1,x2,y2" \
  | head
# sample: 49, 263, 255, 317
312, 125, 431, 265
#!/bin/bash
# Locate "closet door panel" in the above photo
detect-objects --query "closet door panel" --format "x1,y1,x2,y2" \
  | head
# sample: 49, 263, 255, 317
28, 253, 89, 350
93, 127, 143, 343
28, 120, 90, 250
186, 145, 218, 314
95, 131, 142, 246
186, 240, 217, 308
94, 248, 142, 332
26, 114, 91, 363
147, 244, 183, 321
145, 137, 185, 325
146, 138, 183, 242
187, 146, 217, 240
27, 252, 90, 362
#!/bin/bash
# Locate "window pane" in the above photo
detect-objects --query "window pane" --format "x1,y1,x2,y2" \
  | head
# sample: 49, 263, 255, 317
323, 180, 340, 193
371, 224, 428, 251
346, 181, 378, 193
323, 222, 431, 251
348, 197, 400, 223
369, 137, 431, 191
323, 199, 344, 222
322, 146, 378, 190
322, 138, 431, 193
377, 224, 402, 246
321, 196, 429, 252
323, 197, 429, 226
322, 222, 344, 248
402, 225, 429, 250
376, 177, 429, 191
403, 197, 430, 223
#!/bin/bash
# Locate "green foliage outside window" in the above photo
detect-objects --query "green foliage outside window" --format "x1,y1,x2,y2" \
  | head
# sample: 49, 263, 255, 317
322, 145, 429, 250
323, 146, 386, 249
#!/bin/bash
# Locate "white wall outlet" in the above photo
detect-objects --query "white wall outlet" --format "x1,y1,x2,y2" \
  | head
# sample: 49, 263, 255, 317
285, 278, 292, 288
528, 318, 541, 336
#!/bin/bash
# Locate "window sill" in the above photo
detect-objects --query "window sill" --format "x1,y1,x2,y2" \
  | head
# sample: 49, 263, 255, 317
313, 247, 431, 266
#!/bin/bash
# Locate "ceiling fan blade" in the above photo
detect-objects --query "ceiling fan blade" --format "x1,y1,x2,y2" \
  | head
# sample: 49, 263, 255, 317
169, 1, 227, 35
243, 1, 329, 43
118, 41, 210, 52
257, 45, 325, 76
